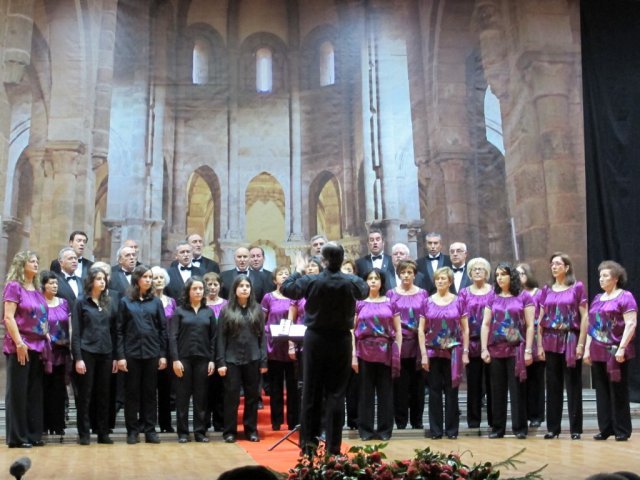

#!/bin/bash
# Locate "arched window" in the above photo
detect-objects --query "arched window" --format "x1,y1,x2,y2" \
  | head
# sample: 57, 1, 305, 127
319, 41, 335, 86
484, 85, 505, 154
256, 47, 273, 93
192, 37, 210, 85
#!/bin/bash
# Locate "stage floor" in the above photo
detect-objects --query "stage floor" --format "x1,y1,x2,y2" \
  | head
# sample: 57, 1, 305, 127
1, 432, 638, 479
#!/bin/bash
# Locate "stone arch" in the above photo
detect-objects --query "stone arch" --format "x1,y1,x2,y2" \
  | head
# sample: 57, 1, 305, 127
308, 171, 342, 241
186, 165, 222, 261
239, 32, 288, 94
181, 22, 228, 87
245, 172, 286, 263
300, 24, 339, 90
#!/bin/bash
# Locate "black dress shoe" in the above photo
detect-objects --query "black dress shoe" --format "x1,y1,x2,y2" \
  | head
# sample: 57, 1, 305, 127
178, 435, 188, 443
127, 433, 139, 445
593, 432, 611, 441
161, 426, 175, 433
529, 420, 541, 428
97, 435, 114, 444
145, 433, 161, 444
488, 432, 504, 439
396, 424, 407, 430
446, 434, 458, 439
272, 424, 281, 431
31, 440, 45, 447
429, 434, 443, 439
544, 432, 559, 439
360, 434, 375, 441
378, 434, 391, 441
9, 442, 33, 448
223, 434, 236, 443
515, 432, 527, 440
571, 433, 581, 440
194, 434, 209, 443
247, 433, 260, 442
615, 435, 629, 441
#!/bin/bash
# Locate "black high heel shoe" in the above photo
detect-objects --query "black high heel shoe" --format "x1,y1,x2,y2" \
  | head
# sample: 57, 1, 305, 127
571, 433, 581, 440
544, 432, 559, 439
488, 432, 504, 439
593, 432, 611, 440
615, 435, 629, 442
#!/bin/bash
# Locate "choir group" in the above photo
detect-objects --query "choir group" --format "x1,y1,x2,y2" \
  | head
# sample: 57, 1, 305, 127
2, 228, 636, 449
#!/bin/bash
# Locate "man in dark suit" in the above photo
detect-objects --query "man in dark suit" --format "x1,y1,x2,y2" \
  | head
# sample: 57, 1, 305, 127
416, 232, 452, 294
385, 243, 428, 291
55, 247, 82, 308
249, 245, 274, 295
171, 233, 221, 274
50, 230, 93, 279
220, 247, 266, 302
109, 245, 137, 296
165, 242, 203, 300
355, 228, 394, 280
449, 241, 471, 294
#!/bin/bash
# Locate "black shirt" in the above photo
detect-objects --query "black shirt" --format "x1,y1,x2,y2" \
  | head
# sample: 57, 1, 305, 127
216, 307, 267, 368
170, 305, 216, 361
71, 296, 117, 360
117, 296, 167, 360
281, 270, 369, 332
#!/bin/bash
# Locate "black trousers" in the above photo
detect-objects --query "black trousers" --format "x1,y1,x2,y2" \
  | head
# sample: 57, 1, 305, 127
5, 351, 44, 445
76, 350, 111, 439
301, 329, 351, 455
489, 356, 527, 436
345, 370, 359, 428
525, 360, 545, 424
358, 359, 394, 439
43, 363, 67, 433
208, 372, 224, 430
545, 352, 582, 434
223, 360, 261, 436
427, 357, 459, 437
124, 357, 158, 435
465, 356, 493, 428
591, 360, 632, 438
157, 367, 173, 431
393, 357, 425, 428
175, 356, 209, 436
267, 359, 299, 429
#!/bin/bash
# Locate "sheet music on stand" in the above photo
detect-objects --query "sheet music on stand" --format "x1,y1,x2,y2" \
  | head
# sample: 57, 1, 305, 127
269, 321, 306, 340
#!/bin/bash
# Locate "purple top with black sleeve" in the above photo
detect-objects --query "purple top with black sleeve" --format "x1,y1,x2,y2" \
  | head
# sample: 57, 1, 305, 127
163, 296, 177, 319
3, 281, 49, 354
354, 298, 395, 363
207, 299, 228, 319
423, 296, 465, 359
388, 288, 428, 359
589, 290, 637, 362
47, 298, 71, 366
262, 292, 294, 362
539, 282, 587, 355
458, 288, 493, 358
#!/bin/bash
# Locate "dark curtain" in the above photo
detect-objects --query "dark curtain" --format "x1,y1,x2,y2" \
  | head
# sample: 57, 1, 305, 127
581, 0, 640, 400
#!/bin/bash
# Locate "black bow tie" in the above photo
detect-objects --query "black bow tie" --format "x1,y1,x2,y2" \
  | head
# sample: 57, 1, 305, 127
371, 255, 382, 261
66, 275, 77, 282
192, 257, 201, 262
122, 271, 131, 276
237, 270, 248, 275
452, 267, 464, 273
180, 266, 192, 271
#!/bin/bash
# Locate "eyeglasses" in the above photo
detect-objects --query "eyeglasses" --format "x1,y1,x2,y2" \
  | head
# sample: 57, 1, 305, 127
450, 249, 466, 254
470, 267, 485, 272
550, 261, 565, 267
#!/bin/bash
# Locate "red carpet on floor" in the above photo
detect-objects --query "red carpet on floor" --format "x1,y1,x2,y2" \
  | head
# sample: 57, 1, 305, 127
236, 396, 350, 475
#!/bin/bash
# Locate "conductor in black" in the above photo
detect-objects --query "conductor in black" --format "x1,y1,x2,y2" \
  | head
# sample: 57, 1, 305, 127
281, 242, 369, 456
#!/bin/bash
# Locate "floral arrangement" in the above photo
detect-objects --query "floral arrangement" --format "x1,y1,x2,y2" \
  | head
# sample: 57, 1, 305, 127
286, 443, 546, 480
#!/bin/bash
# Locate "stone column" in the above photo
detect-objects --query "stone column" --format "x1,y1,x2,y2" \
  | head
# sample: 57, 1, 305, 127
437, 157, 471, 243
2, 0, 35, 84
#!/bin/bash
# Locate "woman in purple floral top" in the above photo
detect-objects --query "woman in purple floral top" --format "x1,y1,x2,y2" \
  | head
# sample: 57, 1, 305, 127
261, 266, 300, 431
152, 266, 178, 433
352, 268, 401, 441
584, 260, 637, 441
419, 267, 469, 439
481, 262, 534, 439
537, 252, 587, 440
3, 250, 50, 448
41, 270, 71, 439
389, 259, 428, 430
458, 257, 493, 429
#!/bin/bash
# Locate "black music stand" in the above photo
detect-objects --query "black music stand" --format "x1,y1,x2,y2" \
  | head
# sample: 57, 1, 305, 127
268, 324, 306, 451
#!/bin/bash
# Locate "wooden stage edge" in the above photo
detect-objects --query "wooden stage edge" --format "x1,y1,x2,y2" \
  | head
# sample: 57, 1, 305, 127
1, 433, 638, 479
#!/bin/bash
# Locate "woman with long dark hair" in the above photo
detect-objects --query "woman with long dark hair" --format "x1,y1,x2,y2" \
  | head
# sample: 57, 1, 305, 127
3, 251, 50, 448
537, 252, 587, 440
72, 267, 117, 445
480, 262, 534, 439
216, 275, 267, 443
171, 276, 216, 443
353, 268, 401, 441
117, 264, 167, 445
40, 270, 71, 441
204, 271, 227, 432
